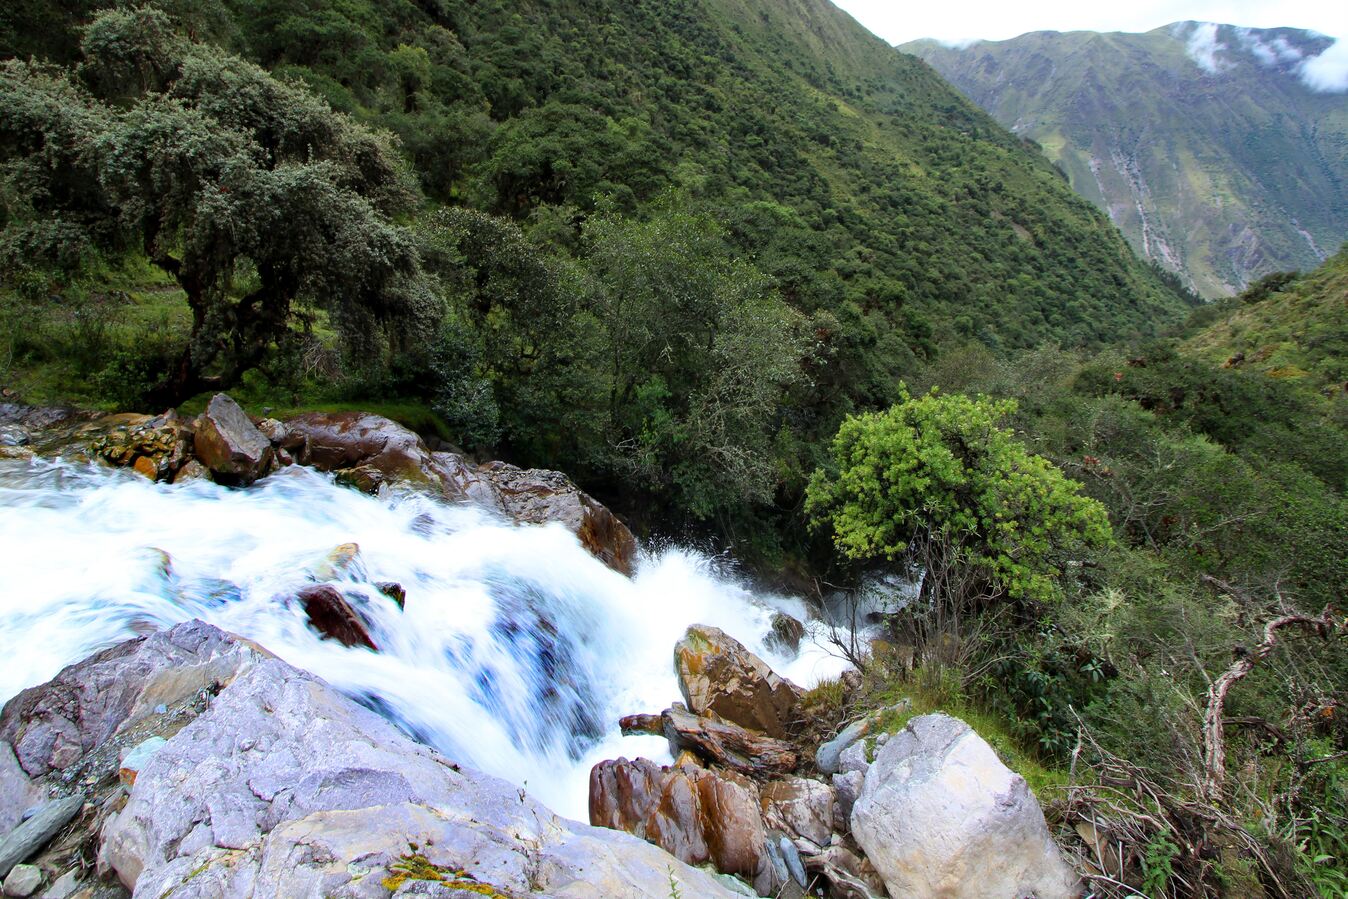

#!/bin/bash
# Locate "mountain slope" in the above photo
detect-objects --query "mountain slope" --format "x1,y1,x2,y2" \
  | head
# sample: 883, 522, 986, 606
904, 22, 1348, 297
1184, 247, 1348, 385
1, 0, 1192, 357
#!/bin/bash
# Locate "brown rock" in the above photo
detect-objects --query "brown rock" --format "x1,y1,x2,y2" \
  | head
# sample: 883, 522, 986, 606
171, 459, 211, 484
280, 412, 434, 488
132, 456, 158, 480
626, 705, 798, 779
295, 585, 377, 651
589, 757, 770, 893
374, 582, 406, 610
761, 777, 836, 845
675, 625, 801, 738
479, 462, 637, 576
765, 612, 806, 656
193, 394, 272, 485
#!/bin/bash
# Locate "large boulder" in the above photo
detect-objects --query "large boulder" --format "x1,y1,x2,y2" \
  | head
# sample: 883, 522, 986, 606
479, 462, 638, 576
281, 413, 638, 575
194, 394, 273, 484
589, 757, 770, 895
95, 623, 738, 898
0, 623, 257, 780
760, 777, 835, 846
674, 625, 800, 738
280, 411, 436, 491
850, 714, 1080, 899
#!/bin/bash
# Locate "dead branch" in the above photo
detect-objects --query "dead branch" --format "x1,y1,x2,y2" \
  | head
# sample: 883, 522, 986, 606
1202, 605, 1344, 802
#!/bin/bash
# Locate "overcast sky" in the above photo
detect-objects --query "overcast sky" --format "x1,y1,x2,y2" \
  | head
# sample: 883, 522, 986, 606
833, 0, 1348, 45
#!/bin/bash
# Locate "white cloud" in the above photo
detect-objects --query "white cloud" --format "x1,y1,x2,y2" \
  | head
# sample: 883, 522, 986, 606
1299, 38, 1348, 91
1185, 21, 1228, 73
832, 0, 1347, 50
1233, 28, 1306, 66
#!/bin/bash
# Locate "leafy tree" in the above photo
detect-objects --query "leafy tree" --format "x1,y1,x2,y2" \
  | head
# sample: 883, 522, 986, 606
807, 389, 1112, 603
0, 7, 431, 403
581, 205, 807, 519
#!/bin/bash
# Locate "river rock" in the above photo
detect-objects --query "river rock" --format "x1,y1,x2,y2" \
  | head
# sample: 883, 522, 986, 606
294, 584, 377, 650
589, 757, 770, 894
621, 705, 798, 778
479, 462, 638, 576
280, 411, 438, 489
674, 625, 801, 738
2, 864, 41, 897
0, 795, 83, 880
94, 623, 737, 898
0, 622, 256, 779
35, 870, 76, 899
0, 745, 38, 835
765, 611, 806, 657
832, 770, 865, 826
761, 777, 836, 845
282, 414, 639, 575
850, 713, 1080, 899
193, 394, 272, 484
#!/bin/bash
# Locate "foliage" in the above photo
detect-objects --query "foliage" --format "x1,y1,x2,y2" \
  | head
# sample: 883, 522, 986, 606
0, 7, 431, 403
807, 389, 1112, 603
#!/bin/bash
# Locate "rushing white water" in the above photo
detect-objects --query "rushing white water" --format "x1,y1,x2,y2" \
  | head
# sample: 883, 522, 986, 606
0, 456, 848, 820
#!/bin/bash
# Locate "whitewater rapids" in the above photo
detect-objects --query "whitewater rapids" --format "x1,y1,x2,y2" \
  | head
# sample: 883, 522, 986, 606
0, 457, 848, 820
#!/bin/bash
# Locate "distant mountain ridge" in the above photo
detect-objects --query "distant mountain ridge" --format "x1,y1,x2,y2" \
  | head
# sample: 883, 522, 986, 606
903, 22, 1348, 297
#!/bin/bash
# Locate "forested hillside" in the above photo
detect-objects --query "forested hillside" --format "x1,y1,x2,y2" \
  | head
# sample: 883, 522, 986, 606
905, 23, 1348, 297
0, 0, 1196, 538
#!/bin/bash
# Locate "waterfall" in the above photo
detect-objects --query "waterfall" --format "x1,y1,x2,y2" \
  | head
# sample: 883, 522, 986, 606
0, 457, 848, 820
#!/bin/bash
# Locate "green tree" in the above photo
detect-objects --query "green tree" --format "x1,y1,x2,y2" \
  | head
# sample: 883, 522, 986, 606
581, 205, 807, 519
0, 7, 431, 403
807, 389, 1112, 603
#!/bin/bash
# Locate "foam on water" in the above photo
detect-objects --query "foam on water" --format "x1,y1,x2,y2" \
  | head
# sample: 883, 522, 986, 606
0, 457, 848, 819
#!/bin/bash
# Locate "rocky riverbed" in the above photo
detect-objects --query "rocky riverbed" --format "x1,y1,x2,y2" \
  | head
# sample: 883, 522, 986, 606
0, 395, 1082, 898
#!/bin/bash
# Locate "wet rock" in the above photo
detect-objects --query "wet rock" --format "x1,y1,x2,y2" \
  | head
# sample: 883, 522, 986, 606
0, 795, 83, 880
674, 625, 801, 738
375, 582, 406, 610
193, 394, 272, 485
0, 622, 256, 779
480, 462, 638, 576
622, 706, 798, 779
760, 777, 835, 845
2, 863, 41, 897
427, 452, 502, 508
765, 611, 806, 657
90, 418, 193, 482
0, 426, 29, 448
850, 713, 1079, 899
98, 626, 737, 898
170, 460, 210, 484
253, 418, 285, 444
280, 412, 436, 489
295, 585, 377, 651
589, 757, 769, 894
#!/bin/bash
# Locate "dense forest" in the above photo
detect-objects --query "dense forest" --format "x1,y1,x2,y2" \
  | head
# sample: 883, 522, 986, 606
0, 1, 1344, 896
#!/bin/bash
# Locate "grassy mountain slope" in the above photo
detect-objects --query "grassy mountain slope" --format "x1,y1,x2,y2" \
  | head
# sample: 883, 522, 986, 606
904, 22, 1348, 298
1184, 246, 1348, 385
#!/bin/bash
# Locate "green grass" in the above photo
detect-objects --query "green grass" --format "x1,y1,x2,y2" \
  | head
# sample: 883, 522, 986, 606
865, 676, 1072, 801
